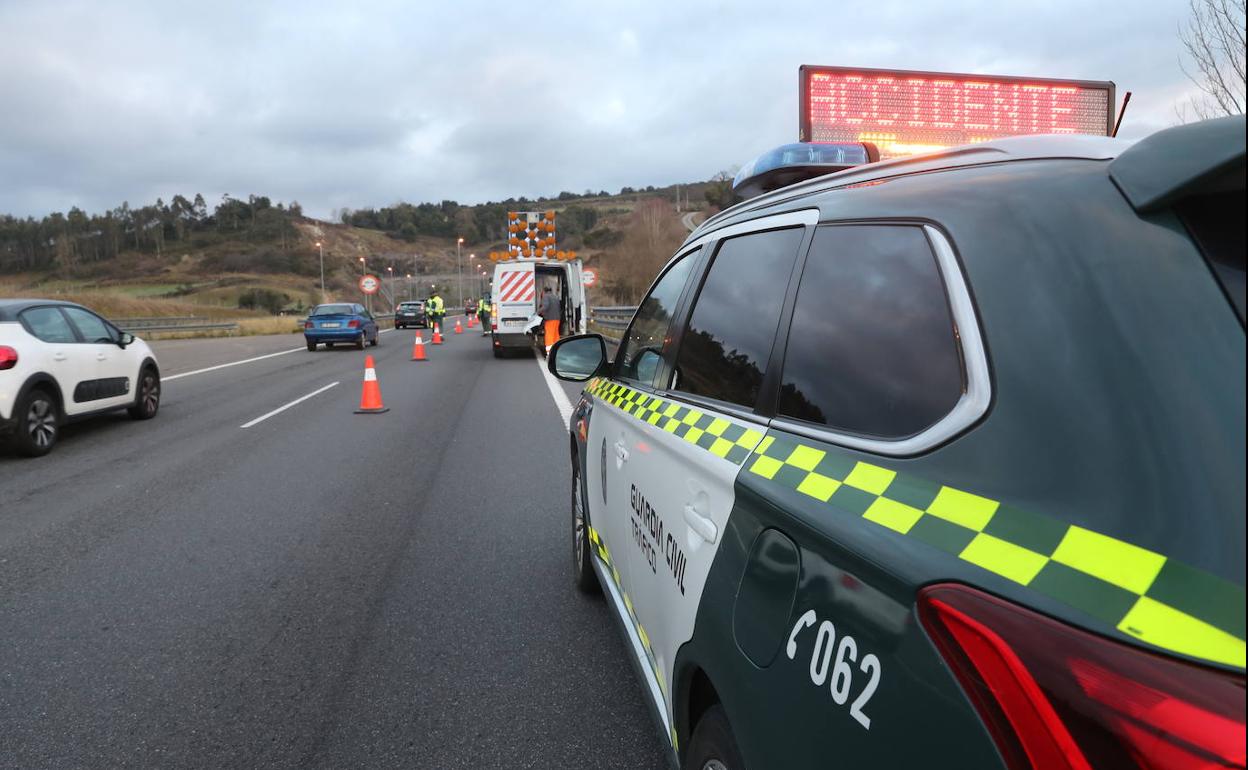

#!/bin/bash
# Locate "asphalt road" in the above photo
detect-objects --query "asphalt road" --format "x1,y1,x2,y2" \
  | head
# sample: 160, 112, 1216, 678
0, 322, 669, 769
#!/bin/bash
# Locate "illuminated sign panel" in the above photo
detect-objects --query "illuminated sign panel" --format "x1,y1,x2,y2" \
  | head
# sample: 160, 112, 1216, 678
799, 66, 1114, 157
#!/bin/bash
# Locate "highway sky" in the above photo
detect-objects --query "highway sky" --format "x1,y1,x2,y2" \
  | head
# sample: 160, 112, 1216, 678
0, 0, 1211, 219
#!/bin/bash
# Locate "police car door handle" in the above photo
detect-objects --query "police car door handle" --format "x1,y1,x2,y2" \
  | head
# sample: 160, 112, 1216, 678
614, 440, 630, 463
683, 504, 718, 544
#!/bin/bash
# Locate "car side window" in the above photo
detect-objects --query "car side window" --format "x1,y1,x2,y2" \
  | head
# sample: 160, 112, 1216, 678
778, 225, 964, 438
671, 227, 804, 409
61, 307, 118, 344
20, 307, 78, 343
614, 248, 699, 385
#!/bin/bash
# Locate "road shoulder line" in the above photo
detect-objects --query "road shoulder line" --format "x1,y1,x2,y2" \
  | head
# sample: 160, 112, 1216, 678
535, 354, 574, 427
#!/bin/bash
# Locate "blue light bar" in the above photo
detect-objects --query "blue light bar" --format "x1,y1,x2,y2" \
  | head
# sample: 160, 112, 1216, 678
732, 142, 879, 199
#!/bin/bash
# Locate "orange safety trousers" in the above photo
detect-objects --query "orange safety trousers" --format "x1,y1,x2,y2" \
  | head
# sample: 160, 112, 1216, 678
544, 319, 561, 349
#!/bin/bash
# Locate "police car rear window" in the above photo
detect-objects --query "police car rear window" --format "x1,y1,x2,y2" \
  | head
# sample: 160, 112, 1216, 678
1177, 190, 1246, 324
778, 225, 963, 439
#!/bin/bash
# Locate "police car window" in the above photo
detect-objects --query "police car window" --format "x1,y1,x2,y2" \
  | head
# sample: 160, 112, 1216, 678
673, 227, 803, 408
779, 225, 963, 438
20, 307, 77, 344
615, 249, 698, 385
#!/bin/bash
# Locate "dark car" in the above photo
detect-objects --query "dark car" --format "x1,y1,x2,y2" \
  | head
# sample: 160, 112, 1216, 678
303, 303, 379, 351
549, 117, 1245, 770
395, 301, 427, 329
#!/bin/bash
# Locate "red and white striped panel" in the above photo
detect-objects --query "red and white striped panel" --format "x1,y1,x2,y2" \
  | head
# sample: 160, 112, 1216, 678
497, 270, 536, 303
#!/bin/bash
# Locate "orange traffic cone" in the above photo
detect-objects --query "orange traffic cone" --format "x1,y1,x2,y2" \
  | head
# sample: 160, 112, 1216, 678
432, 324, 443, 345
411, 332, 427, 361
454, 319, 463, 334
354, 354, 389, 414
467, 315, 475, 328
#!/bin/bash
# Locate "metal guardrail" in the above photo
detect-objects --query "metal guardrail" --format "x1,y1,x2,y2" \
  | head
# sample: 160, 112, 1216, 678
112, 316, 204, 328
588, 305, 636, 344
113, 317, 239, 334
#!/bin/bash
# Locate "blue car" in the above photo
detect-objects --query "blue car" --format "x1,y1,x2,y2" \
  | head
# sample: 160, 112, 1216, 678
303, 303, 379, 351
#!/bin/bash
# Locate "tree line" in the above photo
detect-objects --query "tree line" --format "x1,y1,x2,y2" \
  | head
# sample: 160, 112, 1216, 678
0, 194, 302, 274
341, 200, 604, 245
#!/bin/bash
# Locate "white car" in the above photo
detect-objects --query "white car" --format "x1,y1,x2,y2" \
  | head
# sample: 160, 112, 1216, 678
0, 300, 161, 457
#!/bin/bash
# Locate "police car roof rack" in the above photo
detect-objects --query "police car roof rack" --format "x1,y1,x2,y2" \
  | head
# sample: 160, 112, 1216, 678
701, 134, 1136, 238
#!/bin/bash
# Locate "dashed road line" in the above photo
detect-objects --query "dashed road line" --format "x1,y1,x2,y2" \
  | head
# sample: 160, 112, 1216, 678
164, 328, 397, 381
240, 382, 340, 428
164, 347, 304, 381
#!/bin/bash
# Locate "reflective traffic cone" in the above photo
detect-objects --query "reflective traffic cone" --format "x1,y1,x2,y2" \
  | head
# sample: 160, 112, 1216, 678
354, 354, 389, 414
454, 319, 463, 334
467, 315, 475, 328
432, 324, 443, 345
411, 332, 427, 361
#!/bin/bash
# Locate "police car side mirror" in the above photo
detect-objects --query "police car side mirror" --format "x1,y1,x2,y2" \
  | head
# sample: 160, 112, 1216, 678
549, 334, 607, 381
117, 332, 135, 349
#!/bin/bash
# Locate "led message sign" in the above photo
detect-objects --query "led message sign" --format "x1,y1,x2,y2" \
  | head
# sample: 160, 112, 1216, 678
799, 66, 1115, 157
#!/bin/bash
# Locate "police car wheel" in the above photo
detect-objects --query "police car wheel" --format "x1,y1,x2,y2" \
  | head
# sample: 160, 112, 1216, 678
684, 705, 744, 770
572, 464, 600, 594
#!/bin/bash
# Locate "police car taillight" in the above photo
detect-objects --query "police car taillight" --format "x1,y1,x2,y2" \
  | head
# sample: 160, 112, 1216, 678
919, 584, 1245, 770
732, 142, 879, 199
0, 345, 17, 370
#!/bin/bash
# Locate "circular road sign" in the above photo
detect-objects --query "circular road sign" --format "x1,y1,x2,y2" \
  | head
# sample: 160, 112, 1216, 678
359, 274, 381, 295
582, 268, 598, 287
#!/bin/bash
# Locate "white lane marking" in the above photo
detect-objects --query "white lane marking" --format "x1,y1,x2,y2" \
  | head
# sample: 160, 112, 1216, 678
240, 382, 339, 428
535, 353, 574, 427
164, 327, 398, 381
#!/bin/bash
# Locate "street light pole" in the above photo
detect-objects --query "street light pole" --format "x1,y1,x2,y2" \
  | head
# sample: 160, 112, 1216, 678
315, 241, 325, 301
386, 266, 394, 313
456, 237, 464, 311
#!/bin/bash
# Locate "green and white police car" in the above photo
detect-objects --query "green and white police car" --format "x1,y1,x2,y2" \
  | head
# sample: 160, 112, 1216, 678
549, 116, 1245, 770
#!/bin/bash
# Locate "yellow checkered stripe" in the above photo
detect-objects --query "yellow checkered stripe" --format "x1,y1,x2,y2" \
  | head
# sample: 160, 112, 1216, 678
747, 432, 1247, 669
586, 523, 673, 727
584, 378, 763, 465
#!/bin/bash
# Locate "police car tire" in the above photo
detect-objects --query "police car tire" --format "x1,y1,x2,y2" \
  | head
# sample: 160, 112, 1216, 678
684, 705, 744, 770
572, 464, 600, 594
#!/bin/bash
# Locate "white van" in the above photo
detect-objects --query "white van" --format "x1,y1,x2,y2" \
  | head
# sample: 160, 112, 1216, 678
490, 258, 586, 357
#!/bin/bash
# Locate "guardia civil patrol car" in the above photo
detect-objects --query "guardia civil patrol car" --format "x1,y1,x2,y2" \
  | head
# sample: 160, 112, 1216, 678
549, 116, 1246, 770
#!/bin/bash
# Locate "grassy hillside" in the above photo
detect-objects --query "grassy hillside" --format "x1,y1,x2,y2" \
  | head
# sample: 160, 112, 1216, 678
0, 180, 714, 332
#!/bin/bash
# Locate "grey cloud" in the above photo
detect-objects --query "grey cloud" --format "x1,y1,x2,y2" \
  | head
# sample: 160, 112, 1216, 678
0, 0, 1204, 219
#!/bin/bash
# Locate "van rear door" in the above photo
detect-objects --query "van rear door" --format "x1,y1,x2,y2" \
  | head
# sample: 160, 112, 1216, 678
494, 262, 536, 334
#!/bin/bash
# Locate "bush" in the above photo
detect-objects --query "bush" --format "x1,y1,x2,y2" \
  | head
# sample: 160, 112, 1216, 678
238, 288, 289, 314
584, 227, 623, 248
